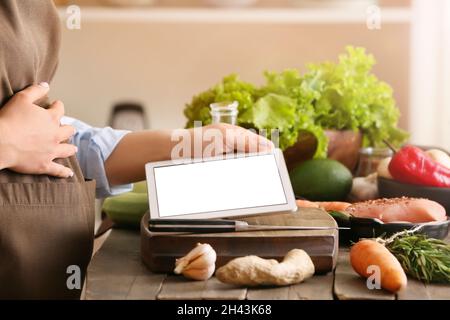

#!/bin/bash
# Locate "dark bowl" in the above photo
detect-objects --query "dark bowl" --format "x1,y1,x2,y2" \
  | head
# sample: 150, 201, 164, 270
378, 177, 450, 215
349, 216, 450, 240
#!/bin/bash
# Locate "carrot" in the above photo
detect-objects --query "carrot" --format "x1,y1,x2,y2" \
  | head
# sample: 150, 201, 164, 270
296, 200, 351, 212
350, 239, 407, 293
296, 200, 320, 208
317, 201, 351, 212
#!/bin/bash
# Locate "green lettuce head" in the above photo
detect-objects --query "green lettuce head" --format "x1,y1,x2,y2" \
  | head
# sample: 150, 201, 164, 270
183, 46, 409, 158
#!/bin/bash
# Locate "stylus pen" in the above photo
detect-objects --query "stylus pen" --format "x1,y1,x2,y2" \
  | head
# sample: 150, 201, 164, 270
148, 219, 348, 233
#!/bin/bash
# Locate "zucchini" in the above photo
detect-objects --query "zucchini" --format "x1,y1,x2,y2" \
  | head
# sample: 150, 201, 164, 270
329, 211, 350, 228
103, 182, 149, 228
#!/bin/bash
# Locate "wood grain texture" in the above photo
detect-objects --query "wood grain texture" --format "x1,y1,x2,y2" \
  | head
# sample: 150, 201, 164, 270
333, 249, 395, 300
157, 276, 208, 300
397, 279, 430, 300
247, 286, 291, 300
141, 208, 338, 274
126, 274, 166, 300
87, 229, 165, 300
157, 276, 246, 300
247, 273, 334, 300
425, 283, 450, 300
87, 228, 450, 300
202, 278, 247, 300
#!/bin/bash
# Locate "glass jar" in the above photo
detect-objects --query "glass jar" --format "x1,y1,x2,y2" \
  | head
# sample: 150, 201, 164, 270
355, 147, 393, 177
210, 101, 239, 125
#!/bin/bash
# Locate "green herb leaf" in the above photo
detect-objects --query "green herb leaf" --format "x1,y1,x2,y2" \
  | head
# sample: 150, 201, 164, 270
386, 234, 450, 283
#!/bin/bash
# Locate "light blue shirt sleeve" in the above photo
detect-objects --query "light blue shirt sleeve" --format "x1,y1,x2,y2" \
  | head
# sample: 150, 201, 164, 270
61, 116, 133, 199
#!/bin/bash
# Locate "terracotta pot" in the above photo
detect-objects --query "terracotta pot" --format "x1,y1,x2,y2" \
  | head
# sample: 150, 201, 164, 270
283, 130, 363, 173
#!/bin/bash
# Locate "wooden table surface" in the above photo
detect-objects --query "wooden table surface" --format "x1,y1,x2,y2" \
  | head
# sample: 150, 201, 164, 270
86, 229, 450, 300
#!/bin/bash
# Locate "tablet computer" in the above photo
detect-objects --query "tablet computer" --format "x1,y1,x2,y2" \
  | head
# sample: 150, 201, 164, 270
145, 149, 297, 220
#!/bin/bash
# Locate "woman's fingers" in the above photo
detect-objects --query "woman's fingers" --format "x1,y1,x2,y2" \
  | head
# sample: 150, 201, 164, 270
0, 85, 77, 178
15, 82, 50, 103
57, 125, 76, 143
255, 134, 275, 152
223, 125, 274, 153
53, 143, 78, 159
44, 162, 74, 179
48, 100, 65, 121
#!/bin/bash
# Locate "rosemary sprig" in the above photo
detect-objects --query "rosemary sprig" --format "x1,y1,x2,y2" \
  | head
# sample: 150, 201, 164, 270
383, 233, 450, 283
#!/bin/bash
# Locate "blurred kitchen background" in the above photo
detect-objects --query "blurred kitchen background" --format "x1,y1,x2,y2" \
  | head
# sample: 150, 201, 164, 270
52, 0, 449, 150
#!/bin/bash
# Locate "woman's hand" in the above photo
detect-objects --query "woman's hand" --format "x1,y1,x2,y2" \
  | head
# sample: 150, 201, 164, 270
105, 123, 275, 186
0, 83, 77, 178
189, 123, 274, 157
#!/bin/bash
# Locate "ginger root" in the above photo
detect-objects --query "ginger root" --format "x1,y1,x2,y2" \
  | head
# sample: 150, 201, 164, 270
174, 243, 217, 281
215, 249, 315, 286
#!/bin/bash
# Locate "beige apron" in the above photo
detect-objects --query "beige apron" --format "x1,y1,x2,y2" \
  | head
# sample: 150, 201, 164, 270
0, 158, 96, 299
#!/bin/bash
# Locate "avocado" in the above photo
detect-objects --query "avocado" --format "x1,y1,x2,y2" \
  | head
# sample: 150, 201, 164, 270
289, 159, 353, 201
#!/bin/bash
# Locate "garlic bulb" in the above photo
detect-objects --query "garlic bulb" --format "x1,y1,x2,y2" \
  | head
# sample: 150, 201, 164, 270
174, 243, 217, 281
426, 149, 450, 169
350, 173, 379, 201
377, 157, 393, 179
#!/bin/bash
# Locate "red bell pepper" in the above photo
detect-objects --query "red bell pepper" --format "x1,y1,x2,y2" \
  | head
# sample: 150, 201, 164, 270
388, 145, 450, 188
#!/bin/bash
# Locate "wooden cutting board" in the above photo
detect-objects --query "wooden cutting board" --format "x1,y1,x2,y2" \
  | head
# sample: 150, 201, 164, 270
140, 208, 338, 274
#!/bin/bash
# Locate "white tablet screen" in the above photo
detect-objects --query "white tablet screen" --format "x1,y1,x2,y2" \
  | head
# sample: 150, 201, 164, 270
153, 154, 288, 217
